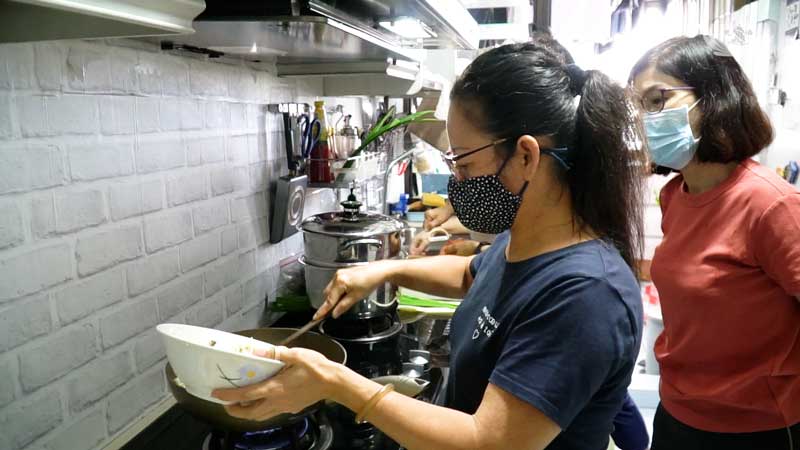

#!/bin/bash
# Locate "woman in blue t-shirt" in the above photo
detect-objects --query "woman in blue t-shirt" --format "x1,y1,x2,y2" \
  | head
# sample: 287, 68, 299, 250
214, 34, 646, 450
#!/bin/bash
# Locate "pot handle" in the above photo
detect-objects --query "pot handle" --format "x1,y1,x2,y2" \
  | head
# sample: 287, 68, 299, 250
341, 237, 383, 250
370, 293, 398, 308
371, 375, 430, 398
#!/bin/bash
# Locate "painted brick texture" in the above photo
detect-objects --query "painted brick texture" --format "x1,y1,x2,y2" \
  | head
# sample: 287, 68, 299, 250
0, 38, 327, 450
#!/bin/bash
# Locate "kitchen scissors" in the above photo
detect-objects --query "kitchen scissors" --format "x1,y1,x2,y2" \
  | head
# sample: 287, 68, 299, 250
297, 114, 321, 158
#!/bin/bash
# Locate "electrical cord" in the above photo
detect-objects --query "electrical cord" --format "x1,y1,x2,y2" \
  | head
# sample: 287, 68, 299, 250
766, 377, 794, 450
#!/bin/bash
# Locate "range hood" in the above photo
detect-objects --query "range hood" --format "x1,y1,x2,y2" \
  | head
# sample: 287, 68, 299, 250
157, 0, 477, 95
0, 0, 205, 43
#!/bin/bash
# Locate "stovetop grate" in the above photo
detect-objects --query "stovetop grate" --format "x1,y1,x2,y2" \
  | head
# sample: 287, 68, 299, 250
202, 414, 333, 450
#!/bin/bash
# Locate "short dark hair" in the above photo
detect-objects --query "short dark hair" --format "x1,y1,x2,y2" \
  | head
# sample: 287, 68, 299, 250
451, 33, 646, 271
630, 35, 773, 165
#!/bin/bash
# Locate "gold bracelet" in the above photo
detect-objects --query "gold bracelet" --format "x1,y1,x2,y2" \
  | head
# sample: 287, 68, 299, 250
355, 383, 395, 424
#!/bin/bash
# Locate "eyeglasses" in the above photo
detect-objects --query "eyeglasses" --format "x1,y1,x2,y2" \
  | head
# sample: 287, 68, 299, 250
639, 87, 695, 113
440, 138, 508, 174
441, 137, 572, 176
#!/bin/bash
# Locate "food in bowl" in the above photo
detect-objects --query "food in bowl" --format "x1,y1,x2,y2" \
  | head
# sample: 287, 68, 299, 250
157, 323, 285, 405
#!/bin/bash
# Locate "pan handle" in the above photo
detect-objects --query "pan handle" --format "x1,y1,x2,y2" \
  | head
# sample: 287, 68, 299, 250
371, 375, 430, 398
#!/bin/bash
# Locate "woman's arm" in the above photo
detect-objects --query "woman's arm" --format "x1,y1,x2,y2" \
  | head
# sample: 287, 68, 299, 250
438, 216, 471, 235
315, 255, 474, 319
216, 348, 561, 450
752, 194, 800, 301
333, 365, 561, 450
387, 255, 474, 296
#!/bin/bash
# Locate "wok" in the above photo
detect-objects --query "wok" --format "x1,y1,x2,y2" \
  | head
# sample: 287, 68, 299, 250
165, 327, 346, 431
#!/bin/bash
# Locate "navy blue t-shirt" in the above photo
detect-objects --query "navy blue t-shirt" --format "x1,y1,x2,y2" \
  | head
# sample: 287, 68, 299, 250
446, 232, 643, 450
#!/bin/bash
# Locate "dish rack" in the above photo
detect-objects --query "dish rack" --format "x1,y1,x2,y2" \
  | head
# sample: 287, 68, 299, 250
305, 127, 402, 188
306, 151, 388, 188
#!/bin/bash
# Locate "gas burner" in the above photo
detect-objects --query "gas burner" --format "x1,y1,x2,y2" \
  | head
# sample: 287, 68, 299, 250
202, 414, 333, 450
319, 315, 402, 343
326, 405, 401, 450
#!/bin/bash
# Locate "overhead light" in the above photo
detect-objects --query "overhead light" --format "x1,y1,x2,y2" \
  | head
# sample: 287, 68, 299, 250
379, 17, 437, 39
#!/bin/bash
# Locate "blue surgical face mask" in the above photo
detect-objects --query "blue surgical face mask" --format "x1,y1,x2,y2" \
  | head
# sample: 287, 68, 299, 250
644, 99, 701, 170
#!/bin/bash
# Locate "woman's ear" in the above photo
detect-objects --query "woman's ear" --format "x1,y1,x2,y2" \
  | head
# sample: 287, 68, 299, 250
516, 135, 541, 181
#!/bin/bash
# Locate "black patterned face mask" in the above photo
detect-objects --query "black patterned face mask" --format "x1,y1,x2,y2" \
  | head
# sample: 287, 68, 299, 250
447, 162, 528, 235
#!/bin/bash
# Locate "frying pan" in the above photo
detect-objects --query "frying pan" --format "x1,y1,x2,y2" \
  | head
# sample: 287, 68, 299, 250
165, 327, 346, 431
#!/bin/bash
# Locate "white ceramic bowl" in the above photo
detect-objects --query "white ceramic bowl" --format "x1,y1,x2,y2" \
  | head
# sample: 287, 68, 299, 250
157, 323, 285, 404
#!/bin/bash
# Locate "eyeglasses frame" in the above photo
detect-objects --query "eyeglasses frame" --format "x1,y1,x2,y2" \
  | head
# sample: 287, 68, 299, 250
640, 86, 696, 114
441, 137, 571, 175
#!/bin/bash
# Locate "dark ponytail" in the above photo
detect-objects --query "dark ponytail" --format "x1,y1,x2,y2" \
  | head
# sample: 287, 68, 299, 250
571, 70, 645, 269
451, 34, 646, 270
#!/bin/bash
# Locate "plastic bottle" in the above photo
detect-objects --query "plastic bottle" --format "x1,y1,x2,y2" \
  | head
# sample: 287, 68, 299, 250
309, 100, 333, 183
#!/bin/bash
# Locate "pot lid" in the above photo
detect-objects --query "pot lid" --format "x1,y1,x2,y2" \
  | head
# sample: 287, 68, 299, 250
300, 210, 405, 237
300, 188, 404, 237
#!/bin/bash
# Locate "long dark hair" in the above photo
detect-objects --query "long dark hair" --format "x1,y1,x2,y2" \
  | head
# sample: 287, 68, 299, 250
630, 35, 773, 168
450, 34, 646, 270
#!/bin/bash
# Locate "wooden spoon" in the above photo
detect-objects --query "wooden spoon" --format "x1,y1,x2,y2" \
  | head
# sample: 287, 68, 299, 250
277, 317, 324, 346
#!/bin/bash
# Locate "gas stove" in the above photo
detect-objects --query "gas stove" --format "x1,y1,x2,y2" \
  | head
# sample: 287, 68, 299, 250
202, 414, 333, 450
122, 312, 447, 450
321, 312, 406, 450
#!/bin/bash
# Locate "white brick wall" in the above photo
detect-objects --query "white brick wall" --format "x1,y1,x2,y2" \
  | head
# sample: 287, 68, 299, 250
55, 269, 126, 324
65, 351, 134, 413
75, 224, 144, 276
167, 170, 208, 206
0, 293, 51, 352
0, 38, 328, 450
125, 248, 180, 296
0, 357, 17, 408
69, 141, 136, 181
0, 244, 73, 301
0, 145, 65, 194
0, 199, 24, 250
0, 387, 63, 450
143, 210, 192, 253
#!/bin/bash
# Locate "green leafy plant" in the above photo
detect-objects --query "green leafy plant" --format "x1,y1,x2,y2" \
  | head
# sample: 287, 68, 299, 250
343, 107, 437, 169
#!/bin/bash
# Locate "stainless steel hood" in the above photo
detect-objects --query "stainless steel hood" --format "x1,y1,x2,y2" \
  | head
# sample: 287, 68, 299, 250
183, 14, 421, 65
158, 0, 475, 93
306, 0, 479, 51
177, 0, 477, 63
0, 0, 205, 43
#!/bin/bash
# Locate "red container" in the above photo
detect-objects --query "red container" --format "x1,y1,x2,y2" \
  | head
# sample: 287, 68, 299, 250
309, 143, 334, 183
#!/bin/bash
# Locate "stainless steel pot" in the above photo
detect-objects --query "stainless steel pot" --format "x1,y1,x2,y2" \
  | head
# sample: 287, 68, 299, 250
298, 196, 405, 266
299, 256, 396, 319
